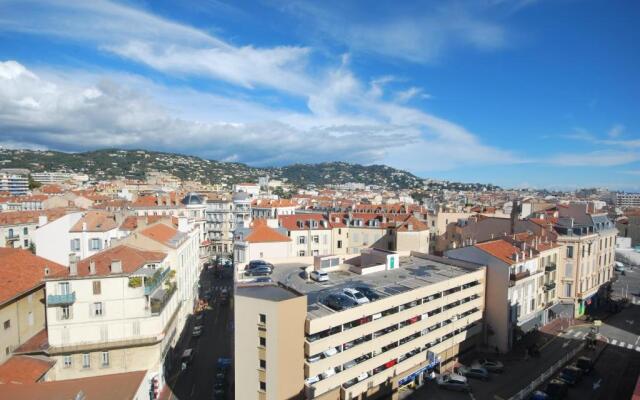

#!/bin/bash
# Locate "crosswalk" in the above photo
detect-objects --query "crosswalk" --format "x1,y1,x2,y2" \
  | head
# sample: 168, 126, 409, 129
565, 329, 640, 352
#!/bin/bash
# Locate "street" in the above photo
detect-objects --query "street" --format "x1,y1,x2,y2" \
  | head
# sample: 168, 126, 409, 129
166, 265, 234, 400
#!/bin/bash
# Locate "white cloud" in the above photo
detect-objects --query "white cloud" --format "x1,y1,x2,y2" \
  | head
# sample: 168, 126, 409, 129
608, 123, 625, 138
277, 1, 509, 63
395, 87, 432, 103
546, 151, 640, 167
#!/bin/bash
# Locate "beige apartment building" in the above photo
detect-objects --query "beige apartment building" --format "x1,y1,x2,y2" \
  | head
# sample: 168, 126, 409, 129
235, 251, 486, 400
553, 204, 617, 317
0, 248, 66, 364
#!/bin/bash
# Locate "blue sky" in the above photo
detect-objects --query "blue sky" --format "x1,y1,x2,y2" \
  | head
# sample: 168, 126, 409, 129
0, 0, 638, 190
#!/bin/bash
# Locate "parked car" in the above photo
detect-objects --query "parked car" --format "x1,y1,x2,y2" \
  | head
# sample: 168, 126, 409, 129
324, 293, 357, 311
310, 270, 329, 282
321, 368, 336, 379
247, 260, 273, 271
307, 354, 322, 363
615, 261, 626, 272
437, 373, 471, 392
323, 347, 338, 357
558, 365, 582, 385
254, 277, 272, 283
575, 356, 593, 374
246, 266, 272, 276
305, 375, 320, 385
543, 379, 568, 399
530, 390, 550, 400
193, 325, 203, 338
356, 372, 368, 382
353, 286, 380, 301
342, 288, 370, 304
474, 358, 504, 373
456, 364, 490, 381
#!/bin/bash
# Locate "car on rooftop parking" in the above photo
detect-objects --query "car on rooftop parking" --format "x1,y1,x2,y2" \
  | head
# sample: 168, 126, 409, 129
323, 293, 358, 311
353, 286, 380, 301
342, 288, 370, 304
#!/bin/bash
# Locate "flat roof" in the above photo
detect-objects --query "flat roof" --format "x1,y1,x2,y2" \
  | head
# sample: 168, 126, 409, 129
236, 284, 301, 302
269, 254, 483, 319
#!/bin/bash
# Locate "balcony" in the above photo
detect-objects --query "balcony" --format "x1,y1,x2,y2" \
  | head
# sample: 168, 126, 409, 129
5, 234, 19, 242
150, 283, 177, 315
48, 292, 76, 306
543, 282, 556, 292
545, 263, 557, 272
143, 268, 172, 295
509, 270, 530, 286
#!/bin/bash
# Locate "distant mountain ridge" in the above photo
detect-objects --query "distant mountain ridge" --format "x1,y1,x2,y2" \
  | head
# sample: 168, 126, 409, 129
0, 148, 426, 189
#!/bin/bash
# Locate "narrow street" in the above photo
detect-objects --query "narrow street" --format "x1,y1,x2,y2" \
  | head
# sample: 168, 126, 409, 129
166, 265, 234, 400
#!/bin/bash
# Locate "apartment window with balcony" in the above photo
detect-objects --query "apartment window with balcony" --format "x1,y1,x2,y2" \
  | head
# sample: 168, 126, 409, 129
93, 281, 101, 295
63, 355, 72, 368
101, 351, 109, 367
82, 353, 91, 369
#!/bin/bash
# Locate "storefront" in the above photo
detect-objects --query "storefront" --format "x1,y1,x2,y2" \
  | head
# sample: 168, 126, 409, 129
397, 353, 440, 389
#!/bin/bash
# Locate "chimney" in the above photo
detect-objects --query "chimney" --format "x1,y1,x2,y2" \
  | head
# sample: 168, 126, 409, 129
178, 216, 189, 233
38, 215, 48, 226
82, 222, 87, 232
111, 260, 122, 274
89, 260, 96, 275
69, 255, 78, 276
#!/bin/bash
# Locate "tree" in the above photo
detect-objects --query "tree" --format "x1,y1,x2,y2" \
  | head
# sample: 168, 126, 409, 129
28, 242, 36, 254
28, 175, 41, 190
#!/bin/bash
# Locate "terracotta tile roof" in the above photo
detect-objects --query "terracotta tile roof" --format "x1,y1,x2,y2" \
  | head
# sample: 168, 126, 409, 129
0, 249, 67, 306
0, 356, 54, 384
245, 222, 291, 243
119, 215, 168, 231
14, 329, 49, 354
0, 209, 69, 226
278, 214, 330, 230
475, 239, 539, 265
131, 192, 182, 208
0, 370, 147, 400
39, 184, 63, 194
0, 195, 49, 204
140, 222, 183, 247
252, 199, 297, 208
69, 211, 118, 232
62, 245, 167, 278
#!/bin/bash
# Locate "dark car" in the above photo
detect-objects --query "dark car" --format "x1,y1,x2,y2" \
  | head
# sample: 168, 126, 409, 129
575, 356, 593, 374
543, 379, 568, 399
324, 293, 358, 311
558, 365, 582, 386
246, 266, 272, 276
247, 260, 273, 271
354, 286, 380, 301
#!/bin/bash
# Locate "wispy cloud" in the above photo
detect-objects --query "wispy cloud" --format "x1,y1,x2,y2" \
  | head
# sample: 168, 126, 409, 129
608, 123, 625, 138
546, 151, 640, 167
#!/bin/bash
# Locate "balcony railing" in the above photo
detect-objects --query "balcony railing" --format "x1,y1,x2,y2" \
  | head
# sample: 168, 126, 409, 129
144, 268, 171, 295
545, 263, 557, 272
543, 282, 556, 292
5, 234, 19, 242
150, 284, 177, 315
509, 270, 530, 286
48, 292, 76, 306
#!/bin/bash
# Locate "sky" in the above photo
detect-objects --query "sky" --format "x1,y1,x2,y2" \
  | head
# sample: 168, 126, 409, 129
0, 0, 638, 191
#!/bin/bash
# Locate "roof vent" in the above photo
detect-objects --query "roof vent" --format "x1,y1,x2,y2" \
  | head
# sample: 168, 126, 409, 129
44, 267, 50, 276
89, 260, 96, 275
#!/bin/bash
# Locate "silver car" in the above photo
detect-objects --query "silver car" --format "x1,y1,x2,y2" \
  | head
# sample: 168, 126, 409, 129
437, 373, 471, 392
456, 364, 490, 381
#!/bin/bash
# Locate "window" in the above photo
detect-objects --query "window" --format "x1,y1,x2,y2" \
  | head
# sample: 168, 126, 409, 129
337, 240, 342, 249
82, 353, 91, 369
3, 320, 10, 330
564, 283, 572, 297
23, 239, 29, 247
298, 250, 306, 257
566, 246, 573, 259
61, 306, 71, 320
101, 351, 109, 367
259, 359, 266, 369
259, 314, 266, 324
298, 236, 306, 245
23, 227, 28, 235
94, 302, 103, 317
8, 228, 14, 237
90, 238, 101, 251
70, 239, 80, 252
259, 337, 266, 347
530, 299, 535, 312
259, 381, 266, 391
312, 235, 319, 243
63, 355, 72, 368
92, 281, 101, 295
